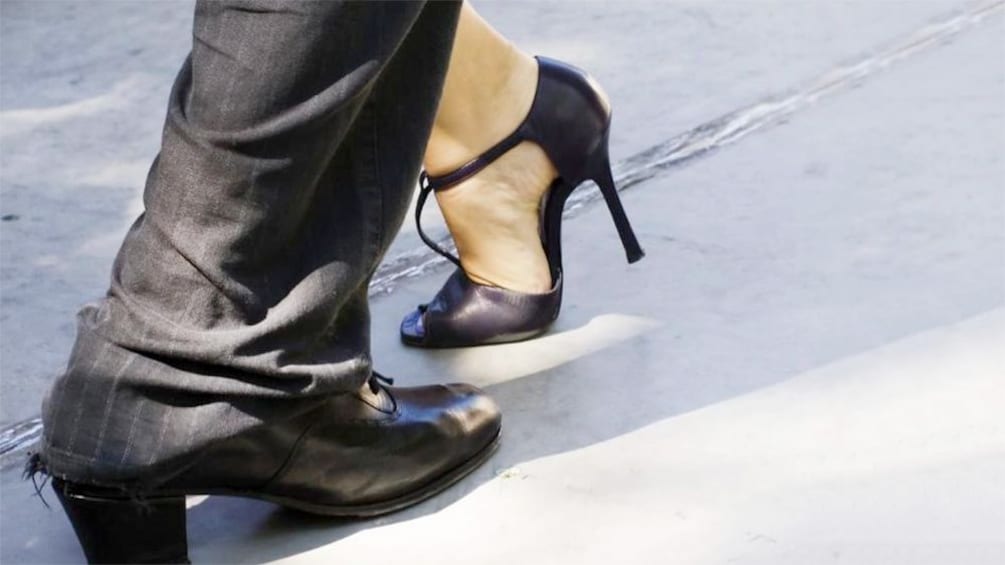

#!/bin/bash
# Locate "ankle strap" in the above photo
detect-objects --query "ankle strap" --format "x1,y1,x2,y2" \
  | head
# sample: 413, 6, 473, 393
424, 123, 530, 192
414, 120, 529, 271
415, 173, 462, 269
415, 75, 537, 272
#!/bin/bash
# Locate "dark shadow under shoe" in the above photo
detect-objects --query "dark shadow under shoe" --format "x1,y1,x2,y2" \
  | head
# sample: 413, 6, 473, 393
403, 56, 644, 349
40, 374, 501, 564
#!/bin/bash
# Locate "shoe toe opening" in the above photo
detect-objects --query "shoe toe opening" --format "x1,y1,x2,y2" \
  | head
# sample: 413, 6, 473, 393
400, 308, 425, 340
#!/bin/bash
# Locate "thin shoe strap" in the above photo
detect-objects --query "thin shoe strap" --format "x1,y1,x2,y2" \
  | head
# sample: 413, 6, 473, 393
415, 172, 463, 268
414, 121, 532, 267
424, 123, 530, 191
414, 174, 515, 290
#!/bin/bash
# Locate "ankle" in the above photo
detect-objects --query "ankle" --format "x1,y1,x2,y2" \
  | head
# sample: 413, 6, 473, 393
425, 49, 538, 175
434, 142, 556, 293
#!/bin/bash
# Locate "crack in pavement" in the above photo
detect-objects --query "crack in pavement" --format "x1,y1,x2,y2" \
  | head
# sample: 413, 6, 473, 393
367, 0, 1004, 295
2, 0, 1002, 468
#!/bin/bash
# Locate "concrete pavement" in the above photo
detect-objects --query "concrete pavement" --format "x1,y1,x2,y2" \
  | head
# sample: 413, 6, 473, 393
2, 1, 1004, 563
0, 0, 971, 426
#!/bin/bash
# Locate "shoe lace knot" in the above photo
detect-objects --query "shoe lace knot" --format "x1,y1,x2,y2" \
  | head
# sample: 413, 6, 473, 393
368, 371, 395, 394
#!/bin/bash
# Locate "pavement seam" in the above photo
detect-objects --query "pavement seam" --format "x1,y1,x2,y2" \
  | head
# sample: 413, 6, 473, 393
368, 0, 1004, 295
2, 0, 1002, 468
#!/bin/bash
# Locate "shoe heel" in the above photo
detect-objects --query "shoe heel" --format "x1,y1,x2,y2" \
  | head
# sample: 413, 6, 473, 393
53, 479, 189, 564
589, 135, 645, 264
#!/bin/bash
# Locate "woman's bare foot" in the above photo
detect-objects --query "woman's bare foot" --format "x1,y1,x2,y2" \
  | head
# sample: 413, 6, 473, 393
423, 3, 556, 293
433, 141, 557, 293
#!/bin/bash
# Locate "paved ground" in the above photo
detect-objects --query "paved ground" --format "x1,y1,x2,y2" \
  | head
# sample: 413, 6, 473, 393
0, 0, 972, 426
1, 1, 1004, 563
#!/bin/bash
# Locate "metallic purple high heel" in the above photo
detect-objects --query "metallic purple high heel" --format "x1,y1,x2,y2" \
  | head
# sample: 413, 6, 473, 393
402, 56, 644, 348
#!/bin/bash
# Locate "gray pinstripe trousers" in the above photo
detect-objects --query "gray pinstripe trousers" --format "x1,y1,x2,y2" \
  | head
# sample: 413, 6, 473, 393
39, 0, 461, 486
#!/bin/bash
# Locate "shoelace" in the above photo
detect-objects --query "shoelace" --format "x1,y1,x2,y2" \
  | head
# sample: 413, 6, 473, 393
368, 371, 395, 395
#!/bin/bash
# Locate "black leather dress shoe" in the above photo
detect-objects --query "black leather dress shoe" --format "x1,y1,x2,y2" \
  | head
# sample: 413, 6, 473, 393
46, 375, 501, 564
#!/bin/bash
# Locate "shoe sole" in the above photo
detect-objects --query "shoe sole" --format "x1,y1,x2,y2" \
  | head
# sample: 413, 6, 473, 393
251, 428, 501, 517
401, 327, 549, 349
56, 429, 501, 519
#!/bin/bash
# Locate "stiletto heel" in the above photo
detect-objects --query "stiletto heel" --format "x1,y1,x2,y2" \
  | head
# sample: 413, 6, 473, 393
53, 479, 189, 564
401, 56, 645, 348
586, 129, 644, 264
